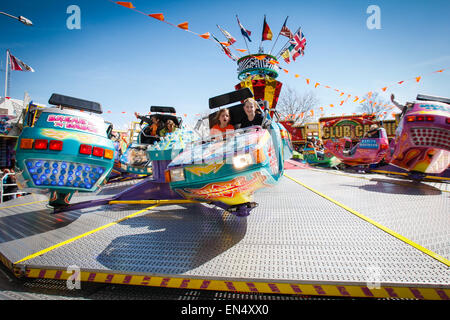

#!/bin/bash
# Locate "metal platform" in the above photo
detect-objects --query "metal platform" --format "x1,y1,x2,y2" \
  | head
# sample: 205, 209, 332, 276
0, 166, 448, 300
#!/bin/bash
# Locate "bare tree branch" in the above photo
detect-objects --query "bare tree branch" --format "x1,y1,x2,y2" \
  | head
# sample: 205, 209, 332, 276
277, 86, 319, 124
357, 92, 389, 120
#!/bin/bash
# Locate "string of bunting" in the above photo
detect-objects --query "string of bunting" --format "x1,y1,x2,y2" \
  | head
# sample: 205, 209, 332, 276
110, 1, 447, 120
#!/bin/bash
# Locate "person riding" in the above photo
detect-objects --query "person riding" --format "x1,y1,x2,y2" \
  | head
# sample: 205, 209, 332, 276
159, 119, 178, 137
365, 124, 381, 138
134, 112, 162, 144
210, 108, 234, 136
240, 98, 263, 128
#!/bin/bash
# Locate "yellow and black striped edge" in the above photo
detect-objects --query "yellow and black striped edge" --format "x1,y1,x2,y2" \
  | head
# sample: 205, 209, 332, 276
1, 194, 448, 300
9, 267, 450, 300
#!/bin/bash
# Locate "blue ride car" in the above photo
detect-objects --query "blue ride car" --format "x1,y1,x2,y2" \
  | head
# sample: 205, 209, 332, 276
15, 94, 116, 210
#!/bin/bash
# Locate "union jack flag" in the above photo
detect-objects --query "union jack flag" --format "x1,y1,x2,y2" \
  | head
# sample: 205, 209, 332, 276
289, 29, 306, 52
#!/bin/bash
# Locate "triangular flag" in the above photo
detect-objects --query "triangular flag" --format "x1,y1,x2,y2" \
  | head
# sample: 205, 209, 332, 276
415, 76, 421, 82
329, 104, 334, 107
353, 97, 359, 102
382, 87, 387, 92
398, 81, 404, 84
235, 48, 247, 52
116, 2, 135, 9
254, 55, 265, 60
434, 69, 444, 73
306, 79, 310, 84
149, 13, 164, 21
314, 82, 320, 88
199, 32, 210, 39
283, 69, 289, 73
294, 74, 300, 78
177, 22, 189, 30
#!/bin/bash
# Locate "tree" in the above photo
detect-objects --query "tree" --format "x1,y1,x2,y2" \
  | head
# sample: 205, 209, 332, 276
357, 92, 390, 120
277, 86, 319, 124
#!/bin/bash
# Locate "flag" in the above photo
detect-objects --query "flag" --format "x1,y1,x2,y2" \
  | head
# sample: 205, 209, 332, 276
8, 51, 34, 72
262, 15, 273, 41
217, 25, 236, 45
289, 29, 306, 53
280, 17, 294, 39
212, 34, 237, 61
236, 15, 252, 42
281, 49, 290, 63
149, 13, 164, 21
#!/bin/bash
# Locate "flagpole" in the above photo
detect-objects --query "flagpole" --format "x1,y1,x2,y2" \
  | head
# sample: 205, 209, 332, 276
275, 27, 300, 59
236, 15, 251, 55
269, 16, 288, 55
259, 15, 266, 53
216, 25, 242, 58
4, 49, 9, 98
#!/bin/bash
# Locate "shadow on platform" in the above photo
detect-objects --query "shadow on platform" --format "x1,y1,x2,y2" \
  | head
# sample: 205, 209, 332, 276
97, 203, 247, 274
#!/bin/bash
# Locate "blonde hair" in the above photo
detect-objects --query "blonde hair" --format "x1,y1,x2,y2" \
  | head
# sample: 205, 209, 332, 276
244, 98, 257, 107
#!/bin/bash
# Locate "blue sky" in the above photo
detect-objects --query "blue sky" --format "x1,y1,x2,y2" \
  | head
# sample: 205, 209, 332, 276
1, 0, 449, 129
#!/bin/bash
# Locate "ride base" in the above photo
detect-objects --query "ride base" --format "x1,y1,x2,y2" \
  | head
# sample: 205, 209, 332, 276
0, 162, 448, 300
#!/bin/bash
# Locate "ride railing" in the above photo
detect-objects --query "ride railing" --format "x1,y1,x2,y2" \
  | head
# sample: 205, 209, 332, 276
0, 173, 27, 203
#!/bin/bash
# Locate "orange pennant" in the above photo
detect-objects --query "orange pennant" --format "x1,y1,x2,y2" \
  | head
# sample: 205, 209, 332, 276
220, 42, 231, 46
294, 74, 300, 78
315, 82, 320, 88
116, 2, 135, 9
149, 13, 164, 21
340, 101, 344, 106
306, 79, 310, 84
359, 99, 366, 103
310, 110, 314, 116
382, 87, 387, 92
199, 32, 210, 39
235, 48, 247, 52
415, 76, 421, 82
435, 69, 444, 73
177, 22, 189, 30
368, 92, 373, 98
320, 107, 324, 111
283, 69, 289, 73
340, 92, 344, 96
398, 81, 404, 84
329, 104, 334, 108
325, 85, 330, 89
254, 55, 265, 60
353, 97, 359, 102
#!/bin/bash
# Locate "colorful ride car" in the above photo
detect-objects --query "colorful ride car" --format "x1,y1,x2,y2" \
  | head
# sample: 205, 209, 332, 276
386, 94, 450, 175
165, 88, 293, 215
14, 94, 115, 210
323, 127, 390, 167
